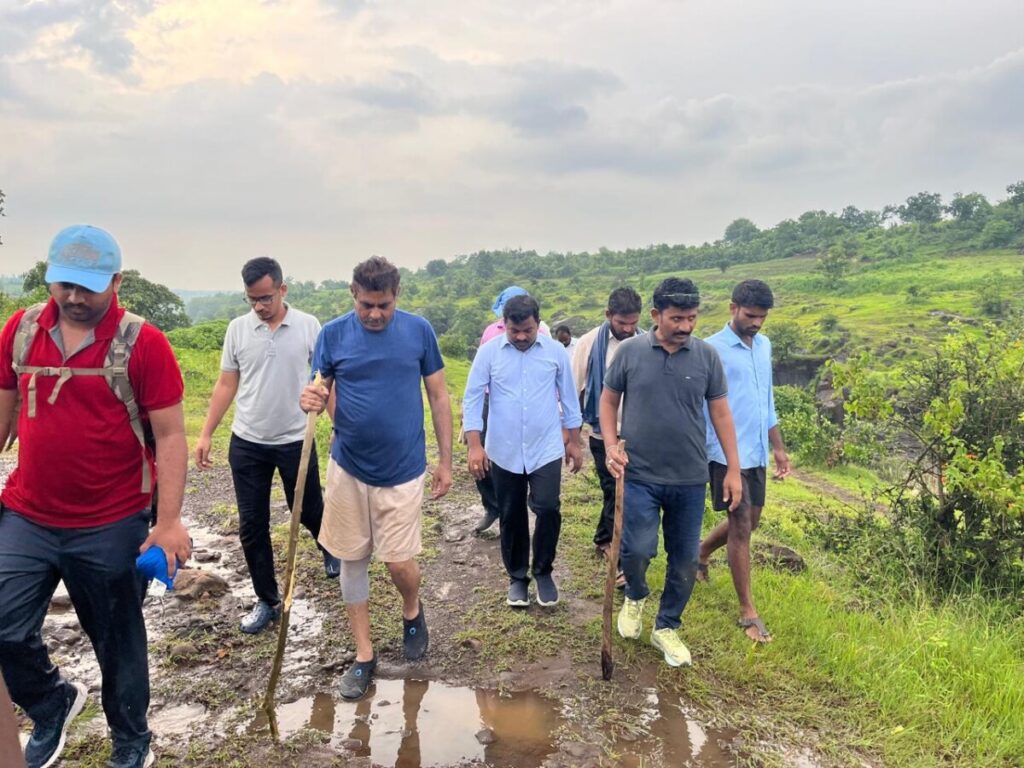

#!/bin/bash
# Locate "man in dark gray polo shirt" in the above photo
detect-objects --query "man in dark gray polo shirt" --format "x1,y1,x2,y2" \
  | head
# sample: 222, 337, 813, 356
195, 257, 340, 635
599, 277, 742, 668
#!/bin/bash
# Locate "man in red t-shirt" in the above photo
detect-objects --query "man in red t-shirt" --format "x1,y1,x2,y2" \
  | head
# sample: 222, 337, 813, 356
0, 225, 191, 768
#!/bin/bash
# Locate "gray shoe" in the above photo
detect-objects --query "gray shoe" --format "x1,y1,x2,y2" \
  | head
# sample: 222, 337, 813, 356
240, 600, 280, 634
339, 656, 377, 700
507, 580, 529, 608
474, 508, 499, 534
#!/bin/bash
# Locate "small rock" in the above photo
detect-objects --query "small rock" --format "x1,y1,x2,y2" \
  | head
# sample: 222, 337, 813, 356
753, 543, 806, 573
341, 738, 363, 750
50, 594, 73, 611
563, 742, 601, 760
377, 699, 391, 707
193, 550, 221, 563
168, 641, 198, 660
461, 637, 483, 652
451, 551, 468, 565
443, 528, 466, 543
475, 728, 496, 745
54, 628, 82, 647
293, 586, 306, 599
173, 569, 229, 600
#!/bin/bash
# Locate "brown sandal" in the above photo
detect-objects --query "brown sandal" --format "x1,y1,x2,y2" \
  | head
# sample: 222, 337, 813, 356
738, 616, 773, 643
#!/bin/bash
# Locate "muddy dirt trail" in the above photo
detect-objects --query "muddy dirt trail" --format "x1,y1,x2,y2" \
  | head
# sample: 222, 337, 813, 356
1, 454, 824, 767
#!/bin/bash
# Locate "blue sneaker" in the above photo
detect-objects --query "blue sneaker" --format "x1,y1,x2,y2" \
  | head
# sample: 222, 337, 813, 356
535, 573, 559, 607
338, 656, 377, 700
403, 601, 429, 660
24, 680, 87, 768
239, 600, 280, 634
106, 744, 154, 768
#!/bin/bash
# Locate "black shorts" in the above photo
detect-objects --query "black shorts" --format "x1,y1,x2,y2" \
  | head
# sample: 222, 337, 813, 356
709, 462, 766, 512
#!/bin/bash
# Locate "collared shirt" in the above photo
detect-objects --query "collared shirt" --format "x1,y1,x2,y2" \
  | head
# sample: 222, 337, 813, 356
221, 304, 321, 444
0, 297, 184, 528
604, 330, 727, 485
704, 322, 778, 469
463, 333, 582, 474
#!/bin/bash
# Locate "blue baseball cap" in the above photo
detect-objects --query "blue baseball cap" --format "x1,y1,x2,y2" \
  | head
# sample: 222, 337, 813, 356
46, 224, 122, 293
492, 285, 528, 318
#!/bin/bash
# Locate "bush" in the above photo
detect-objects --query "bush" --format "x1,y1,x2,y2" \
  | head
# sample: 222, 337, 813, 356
834, 326, 1024, 597
774, 385, 842, 465
167, 320, 229, 352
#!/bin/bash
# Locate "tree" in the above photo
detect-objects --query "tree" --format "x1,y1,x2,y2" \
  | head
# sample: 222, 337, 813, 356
816, 242, 853, 289
723, 218, 759, 244
946, 192, 992, 228
1006, 180, 1024, 206
119, 270, 190, 331
22, 261, 48, 293
896, 192, 944, 226
839, 206, 881, 231
425, 259, 448, 277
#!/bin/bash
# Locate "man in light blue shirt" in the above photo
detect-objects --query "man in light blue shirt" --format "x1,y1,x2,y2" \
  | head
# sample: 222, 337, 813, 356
701, 279, 791, 643
464, 295, 583, 608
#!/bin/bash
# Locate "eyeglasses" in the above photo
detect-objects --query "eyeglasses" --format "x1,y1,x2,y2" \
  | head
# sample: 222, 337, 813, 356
243, 293, 277, 306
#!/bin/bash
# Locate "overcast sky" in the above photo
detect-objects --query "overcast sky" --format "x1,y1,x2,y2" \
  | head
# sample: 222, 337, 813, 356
1, 0, 1022, 290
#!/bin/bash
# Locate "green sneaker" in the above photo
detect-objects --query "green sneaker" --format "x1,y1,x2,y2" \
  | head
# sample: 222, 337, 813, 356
650, 627, 692, 667
617, 596, 645, 639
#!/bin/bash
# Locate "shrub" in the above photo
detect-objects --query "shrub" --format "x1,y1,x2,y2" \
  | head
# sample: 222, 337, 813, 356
833, 326, 1024, 597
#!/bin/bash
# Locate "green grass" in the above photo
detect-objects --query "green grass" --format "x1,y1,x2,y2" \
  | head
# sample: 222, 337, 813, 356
554, 465, 1024, 767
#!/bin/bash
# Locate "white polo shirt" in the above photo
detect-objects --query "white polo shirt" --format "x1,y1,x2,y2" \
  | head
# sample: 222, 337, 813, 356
221, 304, 321, 445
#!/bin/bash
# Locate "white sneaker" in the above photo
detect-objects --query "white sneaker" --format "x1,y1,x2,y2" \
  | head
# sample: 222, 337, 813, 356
617, 596, 646, 639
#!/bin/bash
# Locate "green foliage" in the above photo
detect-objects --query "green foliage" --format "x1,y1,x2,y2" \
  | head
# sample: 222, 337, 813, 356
769, 323, 804, 364
119, 269, 191, 331
723, 217, 759, 244
22, 261, 47, 293
166, 320, 229, 351
815, 241, 854, 289
894, 191, 944, 226
774, 384, 841, 465
834, 325, 1024, 596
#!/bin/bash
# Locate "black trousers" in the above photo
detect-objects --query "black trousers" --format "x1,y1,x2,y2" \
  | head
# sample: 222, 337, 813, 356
474, 395, 500, 518
228, 434, 324, 606
0, 505, 151, 752
490, 459, 562, 583
589, 435, 617, 546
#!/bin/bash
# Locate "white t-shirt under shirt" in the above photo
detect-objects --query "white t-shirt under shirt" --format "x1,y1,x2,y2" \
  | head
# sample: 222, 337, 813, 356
220, 305, 321, 445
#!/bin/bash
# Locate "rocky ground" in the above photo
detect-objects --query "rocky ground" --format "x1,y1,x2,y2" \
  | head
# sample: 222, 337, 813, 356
2, 453, 826, 768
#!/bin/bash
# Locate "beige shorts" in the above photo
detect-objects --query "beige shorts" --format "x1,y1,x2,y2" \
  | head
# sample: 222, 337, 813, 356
318, 458, 425, 562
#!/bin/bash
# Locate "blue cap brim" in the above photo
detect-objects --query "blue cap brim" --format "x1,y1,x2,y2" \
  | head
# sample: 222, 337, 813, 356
45, 264, 114, 293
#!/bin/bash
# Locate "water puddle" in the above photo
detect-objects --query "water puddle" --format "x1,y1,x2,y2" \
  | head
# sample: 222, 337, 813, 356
616, 687, 737, 767
250, 677, 739, 767
251, 678, 561, 767
150, 703, 208, 737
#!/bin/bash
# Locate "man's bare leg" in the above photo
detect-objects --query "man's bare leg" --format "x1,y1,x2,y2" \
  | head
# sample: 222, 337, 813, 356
725, 504, 770, 642
386, 559, 421, 620
345, 601, 375, 662
697, 519, 730, 580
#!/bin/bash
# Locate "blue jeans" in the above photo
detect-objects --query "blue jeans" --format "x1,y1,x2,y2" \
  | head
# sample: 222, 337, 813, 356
0, 505, 152, 752
620, 481, 706, 630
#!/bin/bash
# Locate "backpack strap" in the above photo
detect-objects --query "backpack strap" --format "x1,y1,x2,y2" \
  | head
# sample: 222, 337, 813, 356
105, 311, 151, 493
6, 305, 152, 494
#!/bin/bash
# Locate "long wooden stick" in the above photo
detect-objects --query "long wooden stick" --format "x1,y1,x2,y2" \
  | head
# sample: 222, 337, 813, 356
601, 441, 626, 681
263, 373, 323, 720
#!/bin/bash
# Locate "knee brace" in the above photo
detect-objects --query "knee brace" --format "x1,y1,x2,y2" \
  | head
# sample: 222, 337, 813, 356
340, 557, 371, 604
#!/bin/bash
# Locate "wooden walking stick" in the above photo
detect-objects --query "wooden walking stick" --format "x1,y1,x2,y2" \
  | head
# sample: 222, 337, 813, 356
601, 441, 625, 681
263, 373, 323, 721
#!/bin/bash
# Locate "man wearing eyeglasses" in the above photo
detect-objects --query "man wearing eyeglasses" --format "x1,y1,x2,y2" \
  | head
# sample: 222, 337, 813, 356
195, 257, 340, 635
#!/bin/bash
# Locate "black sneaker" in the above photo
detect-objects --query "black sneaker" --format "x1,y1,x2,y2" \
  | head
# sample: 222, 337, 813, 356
321, 547, 341, 579
535, 573, 559, 606
506, 580, 529, 608
24, 680, 87, 768
338, 656, 377, 700
239, 600, 281, 634
473, 508, 499, 534
403, 601, 429, 660
106, 744, 155, 768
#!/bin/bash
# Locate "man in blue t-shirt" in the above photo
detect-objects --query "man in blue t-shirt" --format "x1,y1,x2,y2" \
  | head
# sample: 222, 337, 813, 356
300, 256, 453, 701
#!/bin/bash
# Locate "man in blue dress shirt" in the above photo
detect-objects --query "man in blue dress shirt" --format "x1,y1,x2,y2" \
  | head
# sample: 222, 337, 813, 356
700, 279, 791, 643
463, 294, 583, 608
